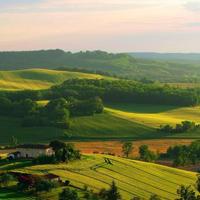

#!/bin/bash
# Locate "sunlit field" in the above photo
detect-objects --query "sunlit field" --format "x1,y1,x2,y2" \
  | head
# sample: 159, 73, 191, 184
0, 69, 108, 90
106, 103, 200, 127
3, 154, 197, 200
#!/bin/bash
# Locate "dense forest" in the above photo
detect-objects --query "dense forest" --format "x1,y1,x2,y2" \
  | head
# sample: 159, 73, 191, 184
1, 78, 200, 106
0, 50, 200, 82
49, 79, 200, 106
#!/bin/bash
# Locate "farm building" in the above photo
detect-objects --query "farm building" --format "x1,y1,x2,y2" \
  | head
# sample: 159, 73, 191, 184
9, 144, 54, 158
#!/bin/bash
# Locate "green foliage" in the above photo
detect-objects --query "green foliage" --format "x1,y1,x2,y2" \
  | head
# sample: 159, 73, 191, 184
35, 178, 57, 192
59, 188, 80, 200
176, 185, 200, 200
1, 50, 200, 83
159, 121, 199, 134
165, 141, 200, 166
49, 140, 81, 163
99, 181, 121, 200
0, 173, 14, 187
69, 97, 104, 117
51, 79, 200, 106
122, 142, 133, 157
49, 140, 66, 152
139, 145, 157, 162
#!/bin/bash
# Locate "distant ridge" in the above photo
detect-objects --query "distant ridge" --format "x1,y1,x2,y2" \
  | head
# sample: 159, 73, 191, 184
129, 52, 200, 62
0, 49, 200, 82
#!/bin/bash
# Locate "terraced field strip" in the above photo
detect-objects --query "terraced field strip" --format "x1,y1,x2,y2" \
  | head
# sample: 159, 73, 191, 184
14, 154, 197, 200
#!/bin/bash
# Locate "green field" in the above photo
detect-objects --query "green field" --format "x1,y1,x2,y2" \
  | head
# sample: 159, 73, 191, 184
1, 154, 197, 200
0, 69, 107, 90
0, 112, 156, 144
1, 103, 200, 144
0, 189, 35, 200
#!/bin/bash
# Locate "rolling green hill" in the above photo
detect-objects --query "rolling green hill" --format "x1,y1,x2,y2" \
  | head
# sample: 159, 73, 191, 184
1, 154, 197, 200
1, 103, 200, 145
0, 50, 200, 82
0, 112, 156, 145
106, 103, 200, 127
0, 69, 108, 90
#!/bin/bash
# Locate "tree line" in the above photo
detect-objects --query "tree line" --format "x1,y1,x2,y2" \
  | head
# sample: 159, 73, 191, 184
159, 121, 200, 134
1, 78, 200, 106
162, 140, 200, 166
49, 79, 200, 106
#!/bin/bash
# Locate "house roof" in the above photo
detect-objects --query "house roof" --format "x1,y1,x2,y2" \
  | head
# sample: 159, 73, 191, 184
17, 144, 50, 149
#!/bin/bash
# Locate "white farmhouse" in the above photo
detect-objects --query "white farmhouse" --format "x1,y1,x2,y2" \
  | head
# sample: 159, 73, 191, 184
15, 144, 54, 158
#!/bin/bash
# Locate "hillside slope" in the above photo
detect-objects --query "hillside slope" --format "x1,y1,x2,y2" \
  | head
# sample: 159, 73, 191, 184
0, 69, 107, 90
0, 50, 200, 82
3, 154, 197, 200
0, 112, 156, 145
106, 103, 200, 127
1, 103, 200, 144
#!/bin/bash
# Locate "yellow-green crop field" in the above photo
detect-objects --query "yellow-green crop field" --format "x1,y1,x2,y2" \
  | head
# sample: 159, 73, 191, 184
4, 154, 197, 200
0, 69, 108, 90
106, 103, 200, 128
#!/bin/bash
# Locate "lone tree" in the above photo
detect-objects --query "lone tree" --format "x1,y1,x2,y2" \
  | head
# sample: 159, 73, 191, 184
122, 142, 133, 158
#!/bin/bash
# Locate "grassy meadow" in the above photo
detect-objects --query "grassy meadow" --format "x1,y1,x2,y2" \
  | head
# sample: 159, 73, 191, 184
2, 154, 197, 200
0, 112, 156, 144
0, 69, 108, 90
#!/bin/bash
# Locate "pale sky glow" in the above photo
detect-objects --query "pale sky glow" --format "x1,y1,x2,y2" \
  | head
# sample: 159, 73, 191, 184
0, 0, 200, 52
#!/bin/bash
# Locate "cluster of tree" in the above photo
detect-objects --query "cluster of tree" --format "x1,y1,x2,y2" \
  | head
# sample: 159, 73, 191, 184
49, 140, 81, 163
33, 140, 81, 164
0, 173, 57, 194
159, 121, 200, 134
49, 79, 200, 106
0, 95, 103, 129
139, 145, 158, 162
17, 174, 57, 193
22, 98, 71, 129
162, 141, 200, 166
121, 142, 157, 162
1, 78, 200, 107
176, 175, 200, 200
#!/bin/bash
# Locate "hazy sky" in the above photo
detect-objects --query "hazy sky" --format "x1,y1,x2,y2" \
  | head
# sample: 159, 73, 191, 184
0, 0, 200, 52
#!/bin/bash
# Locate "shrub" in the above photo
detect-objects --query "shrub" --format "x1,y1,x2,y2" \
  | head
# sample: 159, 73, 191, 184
35, 178, 57, 192
0, 173, 14, 187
